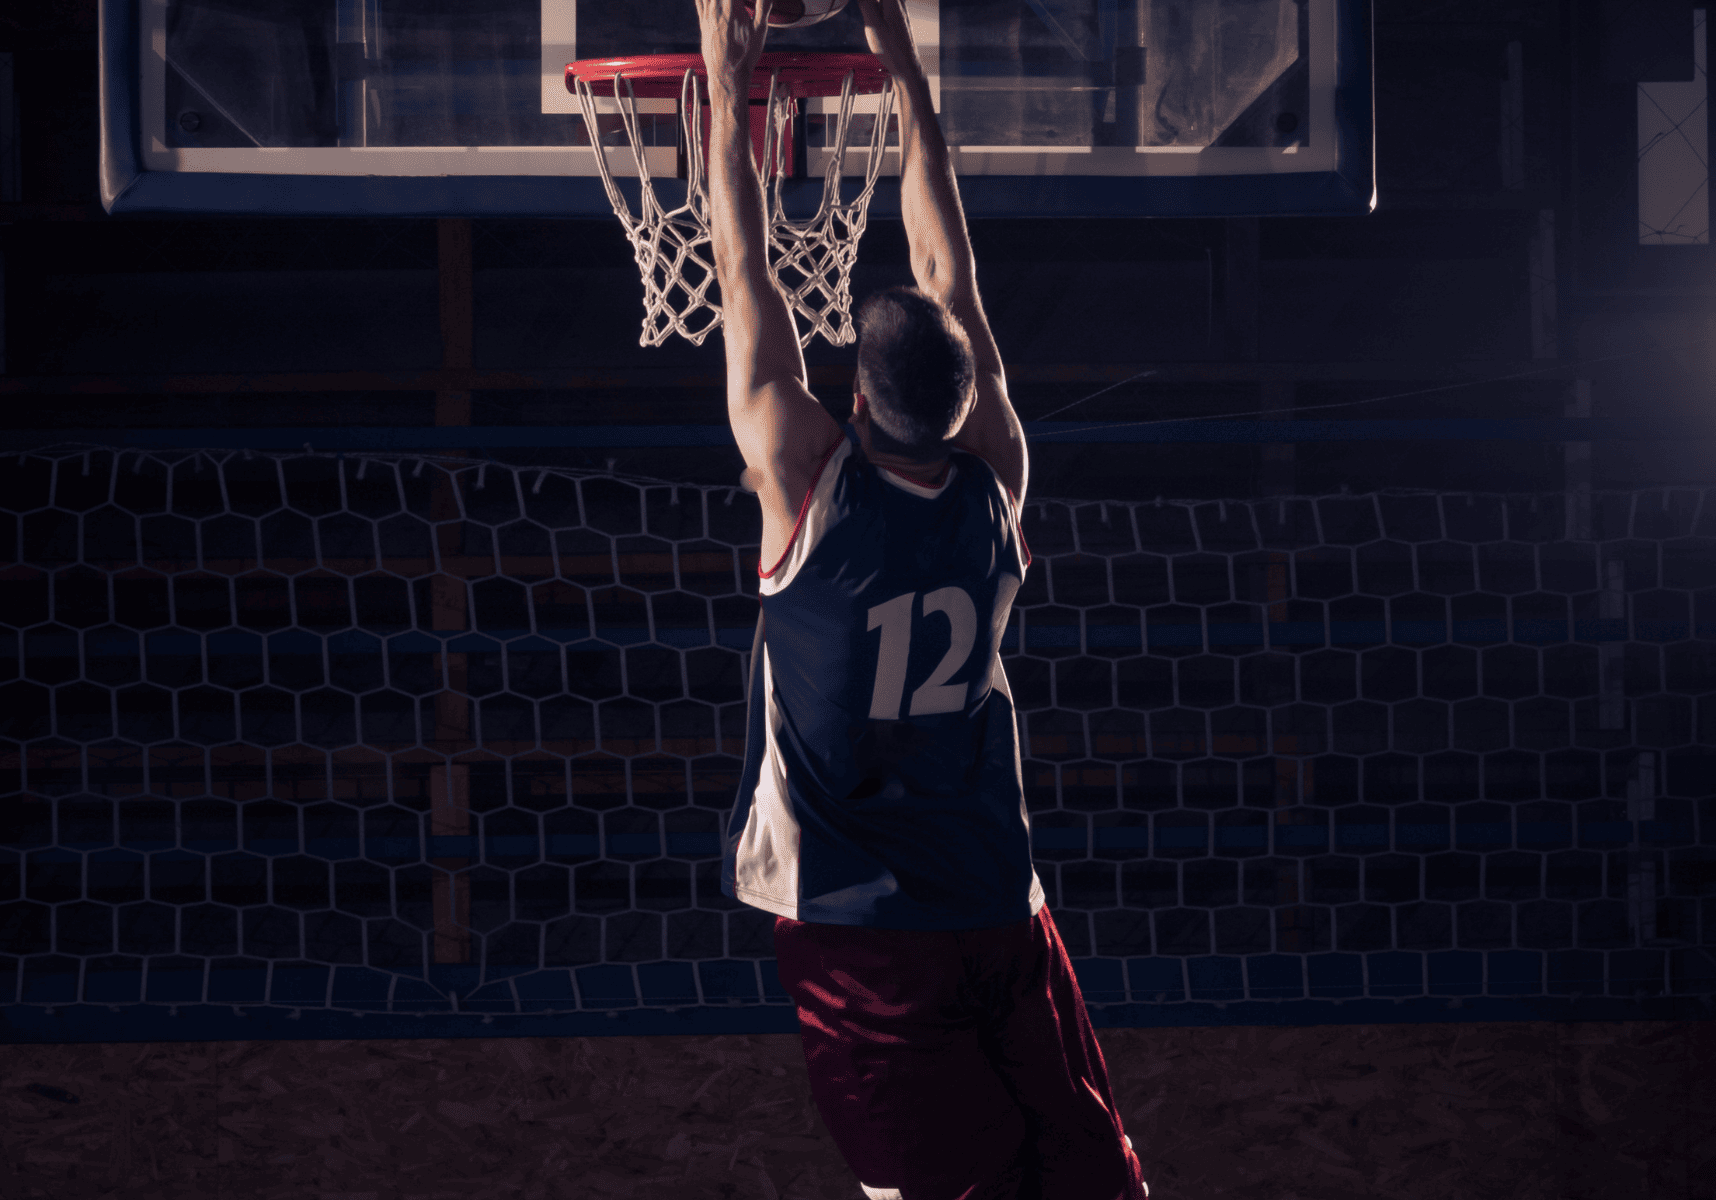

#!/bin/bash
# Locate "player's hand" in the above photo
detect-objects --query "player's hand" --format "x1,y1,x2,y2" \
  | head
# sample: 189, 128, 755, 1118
697, 0, 772, 94
855, 0, 923, 85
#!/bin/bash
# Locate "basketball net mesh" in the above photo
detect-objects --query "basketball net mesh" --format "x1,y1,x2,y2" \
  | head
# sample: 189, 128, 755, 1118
573, 68, 896, 349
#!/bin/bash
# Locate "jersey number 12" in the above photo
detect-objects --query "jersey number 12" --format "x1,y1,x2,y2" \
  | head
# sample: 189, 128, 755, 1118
866, 587, 978, 720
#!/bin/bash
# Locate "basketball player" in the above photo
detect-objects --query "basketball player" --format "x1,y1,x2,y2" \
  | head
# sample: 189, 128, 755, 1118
696, 0, 1149, 1196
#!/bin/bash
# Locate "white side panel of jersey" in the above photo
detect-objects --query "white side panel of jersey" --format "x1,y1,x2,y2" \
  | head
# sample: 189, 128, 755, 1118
760, 439, 853, 597
990, 652, 1048, 918
729, 642, 804, 918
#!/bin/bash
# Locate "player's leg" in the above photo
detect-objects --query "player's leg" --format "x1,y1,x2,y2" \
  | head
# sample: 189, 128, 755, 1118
773, 915, 1034, 1200
958, 905, 1149, 1200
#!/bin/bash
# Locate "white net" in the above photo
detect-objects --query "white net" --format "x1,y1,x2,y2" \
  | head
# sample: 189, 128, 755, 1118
573, 66, 896, 349
2, 447, 1713, 1019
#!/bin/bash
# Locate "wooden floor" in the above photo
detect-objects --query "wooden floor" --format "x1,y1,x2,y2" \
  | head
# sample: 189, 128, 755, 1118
4, 1017, 1712, 1199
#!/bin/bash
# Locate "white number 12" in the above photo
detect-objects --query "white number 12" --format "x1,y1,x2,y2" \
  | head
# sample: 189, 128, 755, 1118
865, 587, 978, 720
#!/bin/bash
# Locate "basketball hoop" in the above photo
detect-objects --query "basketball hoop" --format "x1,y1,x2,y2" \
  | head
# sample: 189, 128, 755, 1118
567, 52, 895, 349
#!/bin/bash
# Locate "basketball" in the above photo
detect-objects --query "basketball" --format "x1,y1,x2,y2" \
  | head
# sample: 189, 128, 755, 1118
744, 0, 850, 29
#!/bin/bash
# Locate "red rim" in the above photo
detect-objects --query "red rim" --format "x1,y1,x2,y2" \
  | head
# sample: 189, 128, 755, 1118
566, 51, 889, 100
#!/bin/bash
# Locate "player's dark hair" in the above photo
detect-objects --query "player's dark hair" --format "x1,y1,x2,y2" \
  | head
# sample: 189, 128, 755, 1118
854, 287, 976, 456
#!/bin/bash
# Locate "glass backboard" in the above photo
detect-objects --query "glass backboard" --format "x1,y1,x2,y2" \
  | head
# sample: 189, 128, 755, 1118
100, 0, 1373, 217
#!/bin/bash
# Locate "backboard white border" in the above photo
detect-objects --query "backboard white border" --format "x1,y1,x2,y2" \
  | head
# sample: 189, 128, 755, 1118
139, 0, 1336, 180
811, 0, 1336, 177
540, 0, 676, 119
142, 0, 650, 176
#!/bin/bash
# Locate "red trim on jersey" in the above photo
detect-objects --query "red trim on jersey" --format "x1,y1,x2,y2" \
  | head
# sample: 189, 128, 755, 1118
953, 445, 1032, 570
879, 461, 952, 489
1014, 489, 1033, 568
759, 435, 846, 579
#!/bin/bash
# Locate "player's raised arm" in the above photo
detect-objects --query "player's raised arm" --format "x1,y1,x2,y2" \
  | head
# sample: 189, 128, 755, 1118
855, 0, 1027, 504
696, 0, 840, 555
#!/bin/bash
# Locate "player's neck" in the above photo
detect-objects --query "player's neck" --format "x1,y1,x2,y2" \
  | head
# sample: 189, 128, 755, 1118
853, 415, 951, 486
866, 449, 951, 488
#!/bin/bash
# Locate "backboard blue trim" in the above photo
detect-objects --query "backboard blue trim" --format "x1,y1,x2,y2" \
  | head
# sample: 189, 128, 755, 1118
100, 0, 1374, 219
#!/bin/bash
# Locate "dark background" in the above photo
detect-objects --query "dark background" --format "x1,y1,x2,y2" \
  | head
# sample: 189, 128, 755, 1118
0, 0, 1712, 1039
1, 0, 1713, 497
1, 27, 1714, 1200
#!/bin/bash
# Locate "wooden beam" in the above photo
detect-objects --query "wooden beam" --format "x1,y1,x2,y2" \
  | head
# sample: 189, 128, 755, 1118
431, 219, 472, 968
1224, 217, 1260, 362
436, 218, 473, 428
1257, 379, 1296, 497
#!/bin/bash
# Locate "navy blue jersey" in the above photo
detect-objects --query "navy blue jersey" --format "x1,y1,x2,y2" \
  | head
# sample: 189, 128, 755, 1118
720, 425, 1042, 929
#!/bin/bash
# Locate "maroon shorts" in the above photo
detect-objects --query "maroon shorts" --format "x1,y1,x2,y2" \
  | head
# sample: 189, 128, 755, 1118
772, 904, 1149, 1200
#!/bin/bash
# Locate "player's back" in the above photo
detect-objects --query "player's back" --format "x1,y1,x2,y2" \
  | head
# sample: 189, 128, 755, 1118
721, 426, 1045, 931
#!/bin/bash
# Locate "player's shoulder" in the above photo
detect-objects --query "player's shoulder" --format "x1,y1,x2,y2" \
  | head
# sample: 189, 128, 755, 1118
950, 444, 1022, 510
787, 426, 854, 494
948, 393, 1026, 502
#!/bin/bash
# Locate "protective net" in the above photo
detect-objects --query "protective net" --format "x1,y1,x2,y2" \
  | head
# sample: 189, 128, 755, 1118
2, 446, 1712, 1019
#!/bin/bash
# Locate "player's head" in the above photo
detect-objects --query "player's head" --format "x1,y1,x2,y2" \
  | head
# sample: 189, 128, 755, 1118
853, 287, 976, 457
